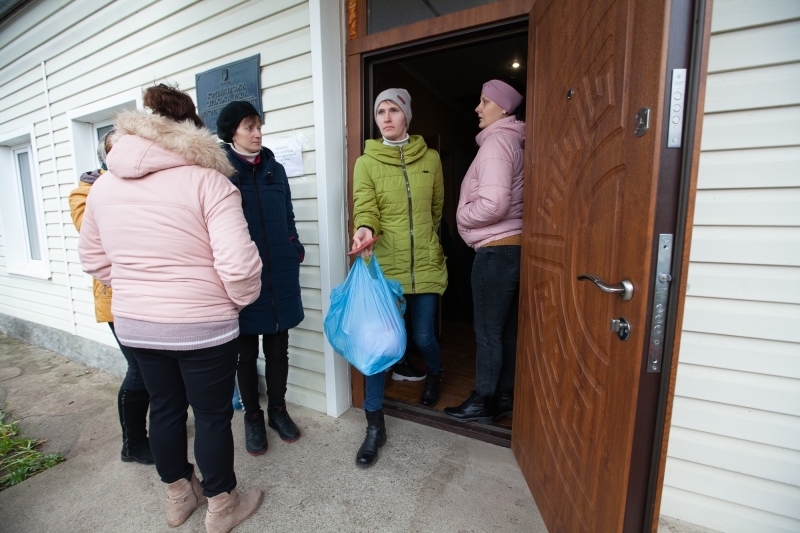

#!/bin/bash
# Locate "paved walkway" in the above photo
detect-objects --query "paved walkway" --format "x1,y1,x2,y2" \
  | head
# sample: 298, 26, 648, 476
0, 334, 712, 533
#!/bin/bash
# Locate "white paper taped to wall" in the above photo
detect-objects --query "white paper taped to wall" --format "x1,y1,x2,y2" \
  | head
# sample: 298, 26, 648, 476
266, 134, 304, 177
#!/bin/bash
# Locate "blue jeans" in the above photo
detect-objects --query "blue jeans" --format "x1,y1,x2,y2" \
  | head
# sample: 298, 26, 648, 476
363, 293, 441, 411
472, 246, 520, 397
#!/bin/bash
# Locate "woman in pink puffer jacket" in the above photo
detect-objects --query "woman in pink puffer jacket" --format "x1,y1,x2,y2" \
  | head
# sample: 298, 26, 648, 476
78, 84, 265, 533
444, 78, 525, 425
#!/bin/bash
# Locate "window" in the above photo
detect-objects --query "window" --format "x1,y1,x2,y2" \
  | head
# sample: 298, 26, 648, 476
13, 146, 41, 260
66, 88, 142, 184
0, 127, 50, 279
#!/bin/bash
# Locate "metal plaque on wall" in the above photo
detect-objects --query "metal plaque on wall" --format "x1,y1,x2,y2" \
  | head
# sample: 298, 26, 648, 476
195, 54, 262, 134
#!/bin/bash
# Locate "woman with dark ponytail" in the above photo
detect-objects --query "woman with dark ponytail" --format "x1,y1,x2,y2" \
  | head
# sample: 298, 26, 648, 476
79, 83, 264, 532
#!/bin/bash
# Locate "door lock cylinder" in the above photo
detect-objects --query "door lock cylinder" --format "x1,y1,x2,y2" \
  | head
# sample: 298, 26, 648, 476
610, 317, 631, 341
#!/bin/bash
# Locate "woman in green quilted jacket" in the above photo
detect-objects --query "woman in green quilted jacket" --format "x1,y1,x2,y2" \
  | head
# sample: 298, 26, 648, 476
350, 88, 448, 469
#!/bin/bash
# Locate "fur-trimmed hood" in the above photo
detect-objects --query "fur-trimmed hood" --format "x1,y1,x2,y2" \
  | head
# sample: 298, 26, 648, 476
108, 110, 234, 178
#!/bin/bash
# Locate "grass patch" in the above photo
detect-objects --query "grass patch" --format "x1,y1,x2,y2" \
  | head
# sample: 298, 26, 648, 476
0, 407, 64, 491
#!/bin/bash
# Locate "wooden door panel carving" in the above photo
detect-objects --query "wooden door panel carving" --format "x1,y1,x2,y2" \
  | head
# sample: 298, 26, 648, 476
514, 0, 669, 530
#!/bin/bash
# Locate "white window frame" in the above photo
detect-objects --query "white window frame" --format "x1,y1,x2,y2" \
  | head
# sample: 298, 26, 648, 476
0, 125, 51, 279
66, 88, 143, 185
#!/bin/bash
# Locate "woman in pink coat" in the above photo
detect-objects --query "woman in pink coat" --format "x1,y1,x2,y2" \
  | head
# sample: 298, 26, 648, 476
444, 79, 525, 424
78, 84, 264, 533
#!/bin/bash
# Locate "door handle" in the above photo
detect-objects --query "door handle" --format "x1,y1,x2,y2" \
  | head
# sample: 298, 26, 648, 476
577, 274, 634, 301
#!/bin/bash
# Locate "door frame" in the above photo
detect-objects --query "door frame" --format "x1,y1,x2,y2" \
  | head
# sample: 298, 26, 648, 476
342, 1, 710, 530
646, 1, 713, 530
345, 0, 537, 409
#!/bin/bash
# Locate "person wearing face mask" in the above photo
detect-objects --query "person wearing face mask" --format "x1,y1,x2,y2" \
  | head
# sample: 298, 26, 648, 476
216, 101, 305, 457
444, 78, 525, 424
351, 88, 447, 468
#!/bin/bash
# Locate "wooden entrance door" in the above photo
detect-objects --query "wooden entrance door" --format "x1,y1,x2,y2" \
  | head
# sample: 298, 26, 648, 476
513, 0, 677, 531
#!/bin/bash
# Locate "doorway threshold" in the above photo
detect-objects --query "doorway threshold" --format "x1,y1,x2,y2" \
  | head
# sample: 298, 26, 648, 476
383, 398, 511, 448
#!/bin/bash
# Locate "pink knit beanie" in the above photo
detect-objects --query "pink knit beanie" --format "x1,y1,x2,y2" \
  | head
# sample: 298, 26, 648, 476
482, 79, 523, 114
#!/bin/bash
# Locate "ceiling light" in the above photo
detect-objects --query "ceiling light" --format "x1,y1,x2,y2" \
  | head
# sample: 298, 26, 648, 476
512, 61, 520, 68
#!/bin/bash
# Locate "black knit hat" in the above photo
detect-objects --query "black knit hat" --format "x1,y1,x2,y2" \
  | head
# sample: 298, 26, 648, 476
216, 101, 261, 143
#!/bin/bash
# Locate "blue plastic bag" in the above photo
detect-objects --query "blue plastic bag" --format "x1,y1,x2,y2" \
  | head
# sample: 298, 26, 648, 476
324, 256, 406, 376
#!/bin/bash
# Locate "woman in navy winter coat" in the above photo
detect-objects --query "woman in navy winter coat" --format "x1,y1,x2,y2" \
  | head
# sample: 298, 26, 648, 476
217, 101, 305, 455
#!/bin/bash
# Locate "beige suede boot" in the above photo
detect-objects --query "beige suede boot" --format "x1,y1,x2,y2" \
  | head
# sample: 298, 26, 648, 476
204, 488, 263, 533
166, 470, 207, 527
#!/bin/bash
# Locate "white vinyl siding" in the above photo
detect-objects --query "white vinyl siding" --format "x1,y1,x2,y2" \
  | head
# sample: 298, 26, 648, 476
0, 0, 327, 412
661, 1, 800, 531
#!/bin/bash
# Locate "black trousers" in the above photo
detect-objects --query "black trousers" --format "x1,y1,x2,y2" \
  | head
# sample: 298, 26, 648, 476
472, 246, 520, 398
237, 331, 290, 415
129, 339, 238, 497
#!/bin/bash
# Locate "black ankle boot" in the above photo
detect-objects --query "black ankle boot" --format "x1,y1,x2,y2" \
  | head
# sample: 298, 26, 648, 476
356, 409, 387, 469
267, 405, 301, 442
119, 388, 154, 464
492, 391, 513, 422
420, 371, 442, 407
443, 390, 493, 423
244, 409, 268, 456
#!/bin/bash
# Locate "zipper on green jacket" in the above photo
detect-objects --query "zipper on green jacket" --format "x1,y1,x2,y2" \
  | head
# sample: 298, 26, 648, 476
399, 146, 415, 294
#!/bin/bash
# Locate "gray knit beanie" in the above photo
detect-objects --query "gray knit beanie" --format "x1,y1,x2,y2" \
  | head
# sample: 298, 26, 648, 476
374, 88, 412, 125
97, 130, 112, 164
97, 130, 114, 169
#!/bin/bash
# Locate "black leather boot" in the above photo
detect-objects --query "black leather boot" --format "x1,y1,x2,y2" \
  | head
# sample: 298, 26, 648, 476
119, 388, 154, 464
443, 390, 493, 423
356, 409, 387, 469
267, 405, 301, 442
244, 409, 268, 456
420, 371, 442, 407
492, 391, 514, 422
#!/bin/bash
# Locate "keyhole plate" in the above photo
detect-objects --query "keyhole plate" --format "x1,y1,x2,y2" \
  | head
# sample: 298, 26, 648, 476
634, 107, 650, 137
610, 317, 631, 341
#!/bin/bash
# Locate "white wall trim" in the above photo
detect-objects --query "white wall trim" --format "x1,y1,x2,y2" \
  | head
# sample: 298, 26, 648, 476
41, 61, 76, 334
309, 0, 351, 417
0, 127, 39, 148
0, 125, 51, 280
